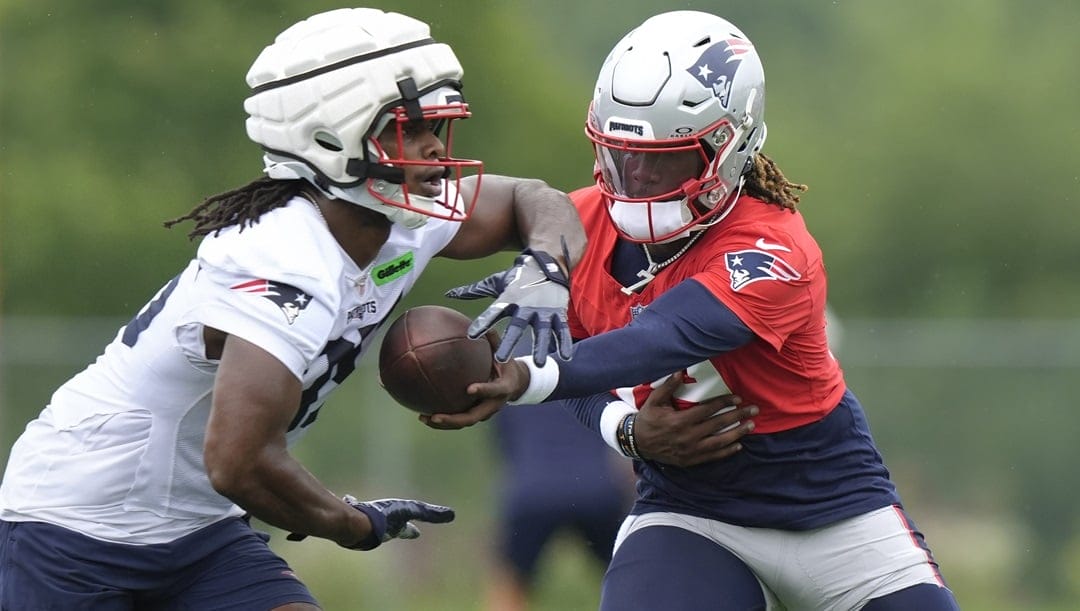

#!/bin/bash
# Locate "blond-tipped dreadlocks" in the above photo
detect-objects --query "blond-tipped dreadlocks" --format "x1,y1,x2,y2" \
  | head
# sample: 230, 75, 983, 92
743, 153, 807, 212
164, 177, 306, 240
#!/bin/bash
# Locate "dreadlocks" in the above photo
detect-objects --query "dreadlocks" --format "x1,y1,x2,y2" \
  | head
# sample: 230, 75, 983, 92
164, 177, 306, 240
743, 153, 807, 212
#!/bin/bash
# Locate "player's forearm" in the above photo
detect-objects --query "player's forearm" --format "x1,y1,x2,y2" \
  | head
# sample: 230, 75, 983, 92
508, 177, 587, 273
515, 280, 755, 403
562, 392, 613, 435
208, 445, 368, 547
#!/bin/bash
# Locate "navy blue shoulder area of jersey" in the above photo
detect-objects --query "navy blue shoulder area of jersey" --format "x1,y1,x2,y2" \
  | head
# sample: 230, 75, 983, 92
551, 278, 754, 400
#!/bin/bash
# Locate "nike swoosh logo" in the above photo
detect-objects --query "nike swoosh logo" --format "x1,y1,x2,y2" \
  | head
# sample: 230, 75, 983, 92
755, 238, 791, 252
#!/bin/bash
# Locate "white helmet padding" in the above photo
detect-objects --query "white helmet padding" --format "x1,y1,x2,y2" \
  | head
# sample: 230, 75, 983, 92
244, 8, 482, 226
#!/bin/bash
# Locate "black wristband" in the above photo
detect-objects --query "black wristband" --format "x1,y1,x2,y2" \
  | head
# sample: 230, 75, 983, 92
519, 248, 570, 288
616, 413, 643, 460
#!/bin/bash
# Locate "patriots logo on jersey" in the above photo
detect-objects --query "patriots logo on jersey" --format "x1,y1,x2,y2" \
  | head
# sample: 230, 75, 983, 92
686, 38, 753, 109
230, 279, 313, 325
347, 300, 377, 323
724, 249, 801, 291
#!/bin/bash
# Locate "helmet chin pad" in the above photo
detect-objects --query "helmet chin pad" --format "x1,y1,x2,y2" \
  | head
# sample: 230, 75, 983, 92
607, 197, 694, 243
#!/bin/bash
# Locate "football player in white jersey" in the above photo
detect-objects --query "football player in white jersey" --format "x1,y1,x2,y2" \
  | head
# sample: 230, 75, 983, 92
0, 8, 585, 610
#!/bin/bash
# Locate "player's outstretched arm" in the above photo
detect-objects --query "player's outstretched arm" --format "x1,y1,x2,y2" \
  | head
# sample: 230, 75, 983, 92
442, 175, 585, 277
287, 496, 455, 550
205, 332, 454, 548
439, 175, 586, 366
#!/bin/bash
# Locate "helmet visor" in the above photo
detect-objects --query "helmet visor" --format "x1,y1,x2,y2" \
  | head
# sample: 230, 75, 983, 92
593, 137, 708, 202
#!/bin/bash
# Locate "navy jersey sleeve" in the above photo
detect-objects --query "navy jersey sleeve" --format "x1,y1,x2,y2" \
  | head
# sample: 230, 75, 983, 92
561, 392, 615, 436
550, 278, 754, 400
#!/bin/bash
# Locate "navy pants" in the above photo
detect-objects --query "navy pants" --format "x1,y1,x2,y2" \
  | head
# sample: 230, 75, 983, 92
0, 518, 317, 610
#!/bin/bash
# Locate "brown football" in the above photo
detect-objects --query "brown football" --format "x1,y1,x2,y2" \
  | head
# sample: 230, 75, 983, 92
378, 305, 495, 415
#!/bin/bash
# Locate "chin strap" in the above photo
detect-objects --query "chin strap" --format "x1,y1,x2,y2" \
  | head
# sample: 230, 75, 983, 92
691, 178, 744, 233
263, 155, 431, 229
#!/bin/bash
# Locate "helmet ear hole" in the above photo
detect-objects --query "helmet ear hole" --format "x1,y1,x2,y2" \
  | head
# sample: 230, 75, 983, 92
738, 126, 761, 153
314, 131, 343, 152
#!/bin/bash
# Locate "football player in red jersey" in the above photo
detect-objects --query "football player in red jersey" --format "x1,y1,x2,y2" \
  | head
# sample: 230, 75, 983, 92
430, 10, 961, 611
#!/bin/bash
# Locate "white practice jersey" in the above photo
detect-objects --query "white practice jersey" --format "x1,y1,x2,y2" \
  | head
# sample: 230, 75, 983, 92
0, 195, 460, 544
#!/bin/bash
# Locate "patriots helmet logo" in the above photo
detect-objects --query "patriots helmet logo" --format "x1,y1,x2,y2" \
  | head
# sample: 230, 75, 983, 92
686, 38, 754, 109
231, 279, 313, 325
724, 249, 801, 292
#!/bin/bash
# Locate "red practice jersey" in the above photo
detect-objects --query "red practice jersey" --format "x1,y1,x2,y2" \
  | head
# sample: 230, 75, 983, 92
567, 185, 846, 434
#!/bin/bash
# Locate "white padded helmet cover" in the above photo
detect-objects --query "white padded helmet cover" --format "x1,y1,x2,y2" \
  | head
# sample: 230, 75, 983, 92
243, 8, 464, 186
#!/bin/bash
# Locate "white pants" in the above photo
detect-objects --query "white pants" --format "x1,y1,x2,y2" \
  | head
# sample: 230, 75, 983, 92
612, 506, 949, 611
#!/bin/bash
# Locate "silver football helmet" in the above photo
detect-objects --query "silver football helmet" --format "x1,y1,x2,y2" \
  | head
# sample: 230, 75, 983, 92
244, 8, 483, 228
586, 11, 767, 243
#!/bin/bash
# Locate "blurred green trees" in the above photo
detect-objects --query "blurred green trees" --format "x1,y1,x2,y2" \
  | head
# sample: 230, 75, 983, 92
3, 0, 1078, 317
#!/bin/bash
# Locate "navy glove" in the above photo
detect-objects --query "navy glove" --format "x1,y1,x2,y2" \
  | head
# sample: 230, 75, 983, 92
445, 248, 572, 365
287, 495, 455, 551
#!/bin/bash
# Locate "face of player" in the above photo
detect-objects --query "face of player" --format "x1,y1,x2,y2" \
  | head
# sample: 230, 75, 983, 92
377, 118, 448, 198
602, 148, 706, 201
